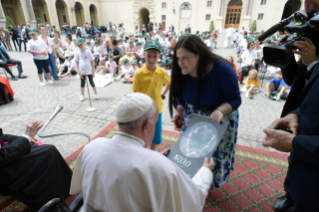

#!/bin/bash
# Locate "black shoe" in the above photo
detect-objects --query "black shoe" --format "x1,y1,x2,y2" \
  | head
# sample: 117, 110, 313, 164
18, 74, 27, 79
12, 76, 18, 81
273, 193, 295, 212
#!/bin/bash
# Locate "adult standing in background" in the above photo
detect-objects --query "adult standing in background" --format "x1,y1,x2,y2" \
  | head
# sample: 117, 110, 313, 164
169, 24, 175, 32
1, 27, 12, 51
81, 25, 87, 38
169, 35, 241, 189
25, 23, 31, 41
27, 28, 53, 86
45, 24, 52, 37
185, 24, 191, 33
142, 24, 147, 35
62, 23, 73, 41
9, 25, 19, 51
224, 24, 234, 49
51, 25, 60, 38
39, 27, 59, 81
17, 25, 26, 52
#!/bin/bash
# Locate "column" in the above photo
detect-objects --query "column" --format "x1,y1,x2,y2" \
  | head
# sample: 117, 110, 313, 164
43, 5, 51, 25
242, 0, 252, 29
0, 3, 6, 29
26, 0, 37, 27
216, 0, 224, 32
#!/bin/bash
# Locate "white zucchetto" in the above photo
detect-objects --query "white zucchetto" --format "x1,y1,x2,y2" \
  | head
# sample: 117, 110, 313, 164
116, 93, 153, 123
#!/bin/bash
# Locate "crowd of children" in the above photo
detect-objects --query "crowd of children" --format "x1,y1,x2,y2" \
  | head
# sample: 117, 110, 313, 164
222, 27, 293, 102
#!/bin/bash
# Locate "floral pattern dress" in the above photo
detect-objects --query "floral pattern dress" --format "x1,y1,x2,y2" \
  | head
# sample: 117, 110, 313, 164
181, 103, 239, 189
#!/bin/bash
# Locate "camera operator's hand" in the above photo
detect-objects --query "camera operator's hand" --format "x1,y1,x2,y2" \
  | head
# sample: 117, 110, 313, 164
292, 37, 317, 67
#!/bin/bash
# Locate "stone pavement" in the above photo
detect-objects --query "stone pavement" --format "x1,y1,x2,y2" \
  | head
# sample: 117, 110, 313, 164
0, 31, 288, 158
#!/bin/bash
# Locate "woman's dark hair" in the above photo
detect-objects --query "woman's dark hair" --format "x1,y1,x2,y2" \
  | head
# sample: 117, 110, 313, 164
247, 41, 254, 49
169, 35, 225, 117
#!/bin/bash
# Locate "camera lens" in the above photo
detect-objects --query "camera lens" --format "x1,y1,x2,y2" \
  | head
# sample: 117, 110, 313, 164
273, 49, 285, 63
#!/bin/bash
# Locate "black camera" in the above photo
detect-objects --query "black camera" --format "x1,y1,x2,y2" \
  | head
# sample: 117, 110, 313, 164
262, 10, 319, 69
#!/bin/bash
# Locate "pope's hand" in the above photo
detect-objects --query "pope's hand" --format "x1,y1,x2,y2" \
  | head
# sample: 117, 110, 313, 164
24, 120, 43, 138
203, 157, 215, 171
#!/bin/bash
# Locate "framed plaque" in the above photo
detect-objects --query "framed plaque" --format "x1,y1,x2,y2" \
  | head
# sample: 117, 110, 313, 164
167, 114, 228, 178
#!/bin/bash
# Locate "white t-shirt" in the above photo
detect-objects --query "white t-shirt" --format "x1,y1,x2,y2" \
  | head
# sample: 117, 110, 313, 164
204, 40, 211, 48
87, 40, 94, 51
74, 49, 95, 75
27, 39, 49, 60
38, 35, 53, 54
128, 66, 139, 76
241, 50, 257, 67
226, 27, 234, 38
52, 39, 62, 53
66, 42, 77, 54
93, 46, 100, 55
240, 39, 248, 50
233, 32, 238, 41
64, 59, 76, 70
136, 48, 144, 58
98, 42, 108, 55
121, 64, 130, 74
105, 60, 117, 74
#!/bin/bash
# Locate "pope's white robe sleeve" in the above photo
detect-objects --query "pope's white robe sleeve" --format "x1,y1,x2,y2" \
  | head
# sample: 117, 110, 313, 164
70, 151, 83, 195
191, 166, 213, 201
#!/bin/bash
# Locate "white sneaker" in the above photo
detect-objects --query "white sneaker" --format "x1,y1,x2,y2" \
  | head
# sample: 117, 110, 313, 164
40, 82, 46, 87
95, 94, 99, 100
80, 95, 84, 101
48, 80, 54, 84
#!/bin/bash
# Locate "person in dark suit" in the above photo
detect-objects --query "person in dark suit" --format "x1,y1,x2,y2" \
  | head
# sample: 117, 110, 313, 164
0, 120, 72, 210
169, 24, 174, 32
9, 25, 19, 51
263, 34, 319, 211
185, 24, 191, 33
24, 23, 31, 41
0, 45, 27, 79
62, 23, 73, 41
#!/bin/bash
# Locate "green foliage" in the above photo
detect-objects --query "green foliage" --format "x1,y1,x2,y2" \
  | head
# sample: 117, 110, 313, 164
36, 18, 43, 24
5, 16, 16, 29
209, 20, 215, 31
250, 20, 257, 32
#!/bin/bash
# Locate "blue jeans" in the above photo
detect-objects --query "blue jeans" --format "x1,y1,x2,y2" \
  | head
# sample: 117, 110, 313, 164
44, 53, 58, 80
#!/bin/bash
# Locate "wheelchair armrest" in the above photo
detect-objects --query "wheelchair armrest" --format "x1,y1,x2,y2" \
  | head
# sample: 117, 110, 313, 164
39, 198, 72, 212
69, 193, 83, 212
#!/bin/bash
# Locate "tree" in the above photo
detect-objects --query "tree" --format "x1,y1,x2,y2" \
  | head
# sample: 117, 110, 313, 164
5, 16, 16, 29
250, 20, 256, 32
36, 18, 43, 24
209, 20, 215, 31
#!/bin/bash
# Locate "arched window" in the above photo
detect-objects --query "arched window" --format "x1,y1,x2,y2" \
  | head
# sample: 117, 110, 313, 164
225, 0, 243, 28
180, 2, 192, 20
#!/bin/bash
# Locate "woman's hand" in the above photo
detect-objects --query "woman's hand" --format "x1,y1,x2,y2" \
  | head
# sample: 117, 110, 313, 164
292, 37, 317, 67
79, 73, 84, 79
210, 109, 224, 122
171, 115, 185, 131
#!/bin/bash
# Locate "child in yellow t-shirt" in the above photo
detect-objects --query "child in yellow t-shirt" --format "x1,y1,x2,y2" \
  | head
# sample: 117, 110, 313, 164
132, 40, 171, 150
245, 69, 260, 99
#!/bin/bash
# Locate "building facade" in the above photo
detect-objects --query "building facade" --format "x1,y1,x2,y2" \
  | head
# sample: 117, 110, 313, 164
0, 0, 303, 33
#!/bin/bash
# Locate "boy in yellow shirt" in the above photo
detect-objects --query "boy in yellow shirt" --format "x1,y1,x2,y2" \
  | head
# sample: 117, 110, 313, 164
132, 40, 171, 150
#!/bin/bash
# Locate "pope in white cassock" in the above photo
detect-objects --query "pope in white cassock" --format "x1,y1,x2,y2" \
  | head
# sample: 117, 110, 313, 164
70, 93, 215, 212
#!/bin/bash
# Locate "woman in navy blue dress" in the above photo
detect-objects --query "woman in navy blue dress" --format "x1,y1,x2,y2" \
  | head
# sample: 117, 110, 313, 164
169, 35, 241, 189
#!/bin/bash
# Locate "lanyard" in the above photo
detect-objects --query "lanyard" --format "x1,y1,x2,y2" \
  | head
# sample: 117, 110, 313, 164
42, 35, 49, 46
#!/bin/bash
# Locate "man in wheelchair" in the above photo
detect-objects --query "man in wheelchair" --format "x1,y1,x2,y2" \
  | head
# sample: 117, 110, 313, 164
67, 93, 216, 212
